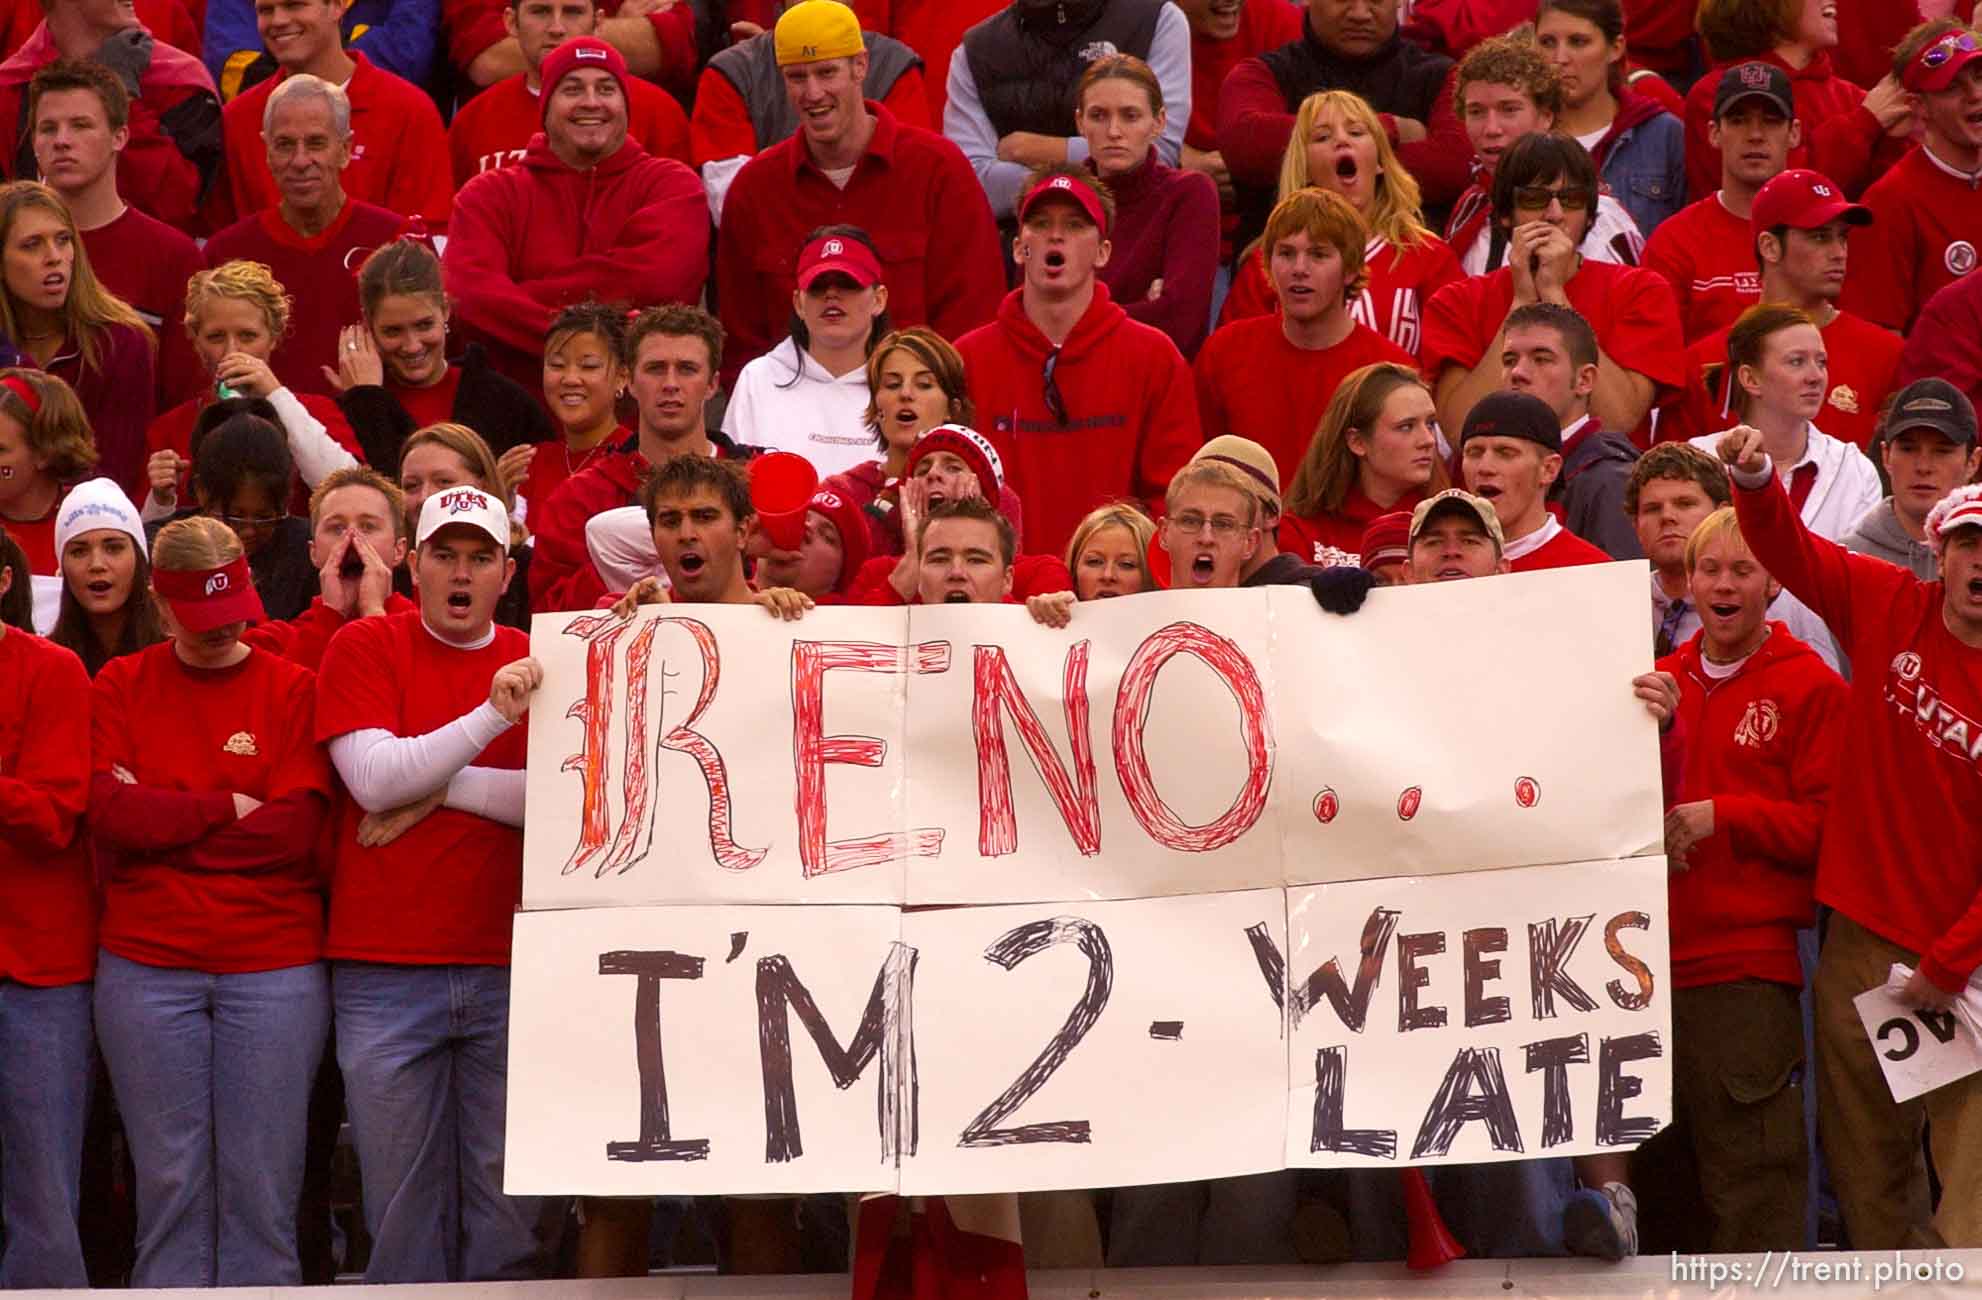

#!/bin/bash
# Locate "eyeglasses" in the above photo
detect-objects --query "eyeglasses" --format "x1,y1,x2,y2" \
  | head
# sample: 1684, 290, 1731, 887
1042, 348, 1069, 426
1168, 512, 1244, 538
1922, 31, 1981, 68
218, 512, 285, 532
1513, 184, 1594, 212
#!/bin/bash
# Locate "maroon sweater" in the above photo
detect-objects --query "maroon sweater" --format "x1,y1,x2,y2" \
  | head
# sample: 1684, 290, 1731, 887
1093, 152, 1222, 360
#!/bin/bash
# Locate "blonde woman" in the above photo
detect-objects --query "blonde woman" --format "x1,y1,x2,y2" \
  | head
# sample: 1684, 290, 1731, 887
1065, 501, 1155, 600
89, 515, 333, 1287
143, 260, 362, 523
0, 182, 153, 496
1219, 91, 1461, 353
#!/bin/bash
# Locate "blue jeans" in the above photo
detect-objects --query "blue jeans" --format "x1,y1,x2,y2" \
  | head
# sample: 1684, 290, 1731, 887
333, 962, 542, 1283
93, 951, 329, 1287
0, 979, 93, 1287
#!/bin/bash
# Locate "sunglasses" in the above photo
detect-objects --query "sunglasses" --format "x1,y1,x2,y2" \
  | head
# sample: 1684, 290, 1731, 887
1921, 31, 1981, 68
1513, 184, 1594, 212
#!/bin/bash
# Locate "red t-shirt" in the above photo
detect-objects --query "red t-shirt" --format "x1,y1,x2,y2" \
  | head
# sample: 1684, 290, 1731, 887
1840, 146, 1982, 333
1421, 261, 1686, 443
203, 200, 409, 401
80, 205, 206, 409
91, 643, 332, 973
1221, 235, 1464, 357
449, 72, 691, 187
518, 425, 627, 523
315, 610, 529, 966
0, 629, 95, 987
1640, 192, 1761, 344
387, 368, 465, 433
1672, 308, 1901, 450
3, 500, 57, 573
1195, 314, 1416, 489
219, 52, 452, 231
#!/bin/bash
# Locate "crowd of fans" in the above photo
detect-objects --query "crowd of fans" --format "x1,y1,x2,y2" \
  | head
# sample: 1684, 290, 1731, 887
0, 0, 1979, 1289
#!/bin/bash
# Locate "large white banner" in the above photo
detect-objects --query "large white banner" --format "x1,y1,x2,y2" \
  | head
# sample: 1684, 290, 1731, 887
508, 564, 1671, 1194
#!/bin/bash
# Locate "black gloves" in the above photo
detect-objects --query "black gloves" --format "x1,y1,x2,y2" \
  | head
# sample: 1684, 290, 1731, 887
1310, 565, 1376, 616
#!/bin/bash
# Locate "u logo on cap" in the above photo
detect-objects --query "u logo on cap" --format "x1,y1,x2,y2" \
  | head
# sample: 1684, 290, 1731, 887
440, 487, 486, 514
1049, 177, 1073, 190
823, 239, 844, 255
576, 47, 606, 59
205, 573, 230, 596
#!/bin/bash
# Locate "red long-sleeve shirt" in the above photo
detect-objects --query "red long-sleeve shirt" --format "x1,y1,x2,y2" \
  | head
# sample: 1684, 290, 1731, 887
715, 102, 1002, 385
1657, 623, 1845, 989
242, 593, 417, 671
90, 642, 332, 973
1839, 146, 1982, 334
1732, 469, 1982, 992
0, 630, 95, 987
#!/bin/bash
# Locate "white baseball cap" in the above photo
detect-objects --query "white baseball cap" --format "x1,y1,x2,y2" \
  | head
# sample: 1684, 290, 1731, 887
416, 485, 509, 548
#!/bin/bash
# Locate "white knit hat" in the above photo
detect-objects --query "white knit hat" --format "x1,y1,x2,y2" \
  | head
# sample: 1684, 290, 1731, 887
54, 477, 146, 557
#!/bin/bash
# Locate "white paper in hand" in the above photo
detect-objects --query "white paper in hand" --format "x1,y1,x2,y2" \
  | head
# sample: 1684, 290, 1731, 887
1853, 963, 1982, 1103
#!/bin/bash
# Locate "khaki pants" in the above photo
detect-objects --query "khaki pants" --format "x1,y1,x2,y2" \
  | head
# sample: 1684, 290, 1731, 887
1815, 913, 1982, 1248
1634, 980, 1807, 1252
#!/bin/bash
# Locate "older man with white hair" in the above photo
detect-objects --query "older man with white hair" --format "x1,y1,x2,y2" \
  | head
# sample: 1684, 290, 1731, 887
203, 75, 408, 399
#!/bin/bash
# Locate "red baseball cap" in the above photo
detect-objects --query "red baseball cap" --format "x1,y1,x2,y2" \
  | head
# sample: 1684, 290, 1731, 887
1750, 168, 1870, 236
153, 555, 265, 633
1903, 28, 1982, 93
1018, 172, 1109, 234
796, 233, 884, 291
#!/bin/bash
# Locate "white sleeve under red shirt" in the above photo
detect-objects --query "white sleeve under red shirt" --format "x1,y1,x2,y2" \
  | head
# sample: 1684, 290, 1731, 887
1502, 515, 1612, 571
1731, 467, 1982, 992
90, 643, 333, 975
1839, 146, 1982, 332
1640, 192, 1762, 344
315, 610, 530, 966
1421, 262, 1687, 440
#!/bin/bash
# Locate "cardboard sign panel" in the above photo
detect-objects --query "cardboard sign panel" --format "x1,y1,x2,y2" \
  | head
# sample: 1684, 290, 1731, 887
898, 890, 1290, 1195
1283, 857, 1672, 1169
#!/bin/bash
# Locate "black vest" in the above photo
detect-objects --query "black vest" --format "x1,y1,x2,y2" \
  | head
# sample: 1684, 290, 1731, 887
1256, 19, 1453, 124
709, 30, 924, 151
961, 0, 1164, 141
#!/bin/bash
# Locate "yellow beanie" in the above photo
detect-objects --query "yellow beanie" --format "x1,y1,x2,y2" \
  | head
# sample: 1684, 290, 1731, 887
774, 0, 865, 66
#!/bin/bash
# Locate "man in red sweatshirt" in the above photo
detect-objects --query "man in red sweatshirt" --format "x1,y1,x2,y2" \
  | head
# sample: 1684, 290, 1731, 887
447, 0, 689, 187
1840, 21, 1982, 333
1459, 389, 1610, 571
0, 0, 221, 232
1646, 504, 1845, 1252
1194, 187, 1413, 487
956, 164, 1199, 559
1642, 63, 1796, 343
1716, 422, 1982, 1249
246, 466, 413, 669
530, 305, 756, 612
217, 0, 449, 230
444, 36, 708, 392
715, 0, 999, 385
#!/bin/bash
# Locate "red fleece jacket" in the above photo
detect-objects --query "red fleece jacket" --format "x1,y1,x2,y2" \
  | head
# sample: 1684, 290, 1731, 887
956, 284, 1200, 560
444, 134, 708, 381
1658, 623, 1846, 989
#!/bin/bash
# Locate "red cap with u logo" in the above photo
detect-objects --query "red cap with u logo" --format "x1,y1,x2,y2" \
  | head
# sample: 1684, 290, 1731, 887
796, 233, 884, 291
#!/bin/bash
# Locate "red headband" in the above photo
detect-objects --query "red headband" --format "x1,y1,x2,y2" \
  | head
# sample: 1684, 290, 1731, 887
0, 375, 41, 415
153, 555, 264, 632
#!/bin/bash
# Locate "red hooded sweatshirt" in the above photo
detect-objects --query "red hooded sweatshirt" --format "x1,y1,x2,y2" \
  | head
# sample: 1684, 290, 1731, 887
1734, 472, 1982, 992
956, 283, 1201, 560
1681, 50, 1898, 201
444, 134, 708, 387
1657, 622, 1847, 990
